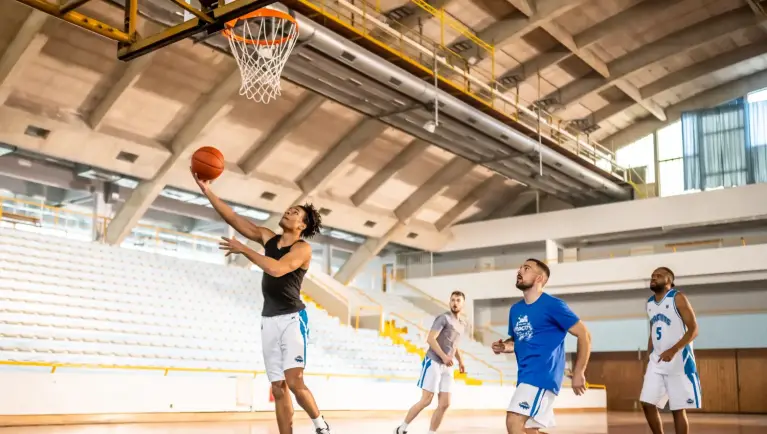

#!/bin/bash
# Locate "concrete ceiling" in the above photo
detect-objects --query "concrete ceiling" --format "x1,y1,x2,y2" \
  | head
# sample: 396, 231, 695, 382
3, 0, 764, 253
389, 0, 767, 150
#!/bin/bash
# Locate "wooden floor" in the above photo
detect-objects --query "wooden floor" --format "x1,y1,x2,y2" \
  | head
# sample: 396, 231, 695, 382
2, 412, 766, 433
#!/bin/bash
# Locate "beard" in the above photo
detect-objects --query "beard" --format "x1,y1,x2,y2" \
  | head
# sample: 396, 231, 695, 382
450, 306, 460, 314
516, 280, 533, 291
649, 281, 666, 293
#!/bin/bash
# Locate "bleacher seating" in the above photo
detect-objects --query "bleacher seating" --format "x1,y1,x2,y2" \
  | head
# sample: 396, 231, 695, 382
0, 228, 422, 380
317, 275, 519, 383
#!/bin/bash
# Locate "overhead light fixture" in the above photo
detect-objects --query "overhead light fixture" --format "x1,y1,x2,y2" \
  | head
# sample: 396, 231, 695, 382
423, 120, 437, 133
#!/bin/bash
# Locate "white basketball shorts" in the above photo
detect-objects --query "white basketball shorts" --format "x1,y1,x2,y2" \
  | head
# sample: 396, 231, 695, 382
416, 355, 455, 394
261, 309, 309, 382
507, 383, 557, 429
640, 368, 703, 411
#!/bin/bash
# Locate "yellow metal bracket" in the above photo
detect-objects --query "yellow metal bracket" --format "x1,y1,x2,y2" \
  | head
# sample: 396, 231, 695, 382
10, 0, 277, 61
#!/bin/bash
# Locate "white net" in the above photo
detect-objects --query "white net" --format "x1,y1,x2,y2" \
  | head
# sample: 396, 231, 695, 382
225, 9, 298, 104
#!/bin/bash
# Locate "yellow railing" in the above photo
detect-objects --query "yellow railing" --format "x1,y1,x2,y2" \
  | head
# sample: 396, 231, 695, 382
388, 312, 504, 385
0, 360, 416, 382
294, 0, 625, 179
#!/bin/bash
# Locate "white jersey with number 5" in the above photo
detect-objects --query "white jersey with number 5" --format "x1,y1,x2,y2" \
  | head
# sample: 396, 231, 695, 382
647, 289, 697, 375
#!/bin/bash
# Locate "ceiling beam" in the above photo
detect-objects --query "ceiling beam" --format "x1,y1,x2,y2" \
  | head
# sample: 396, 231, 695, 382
549, 6, 758, 113
573, 0, 683, 49
89, 53, 155, 130
238, 92, 326, 175
486, 189, 539, 219
256, 117, 387, 232
350, 138, 430, 207
588, 41, 767, 125
434, 174, 506, 231
448, 0, 582, 62
508, 0, 536, 16
0, 11, 48, 105
335, 156, 475, 284
105, 67, 242, 245
394, 156, 476, 221
602, 68, 767, 150
498, 0, 679, 96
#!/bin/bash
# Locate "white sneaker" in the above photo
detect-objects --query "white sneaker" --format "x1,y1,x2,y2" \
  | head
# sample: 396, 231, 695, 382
394, 427, 407, 434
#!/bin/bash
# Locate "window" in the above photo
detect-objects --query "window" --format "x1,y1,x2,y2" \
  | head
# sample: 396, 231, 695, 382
616, 134, 655, 184
747, 87, 767, 104
657, 121, 686, 197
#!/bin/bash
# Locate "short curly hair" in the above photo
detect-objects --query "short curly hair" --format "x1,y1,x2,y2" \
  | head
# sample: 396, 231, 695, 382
298, 203, 322, 239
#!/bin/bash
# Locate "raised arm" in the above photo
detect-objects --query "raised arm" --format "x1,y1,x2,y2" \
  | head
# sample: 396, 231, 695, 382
660, 292, 699, 362
193, 170, 275, 245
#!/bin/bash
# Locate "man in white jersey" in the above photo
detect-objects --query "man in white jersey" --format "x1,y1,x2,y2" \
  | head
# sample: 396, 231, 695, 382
395, 291, 467, 434
640, 267, 701, 434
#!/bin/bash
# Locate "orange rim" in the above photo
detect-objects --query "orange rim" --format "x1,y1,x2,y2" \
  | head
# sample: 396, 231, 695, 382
223, 9, 298, 47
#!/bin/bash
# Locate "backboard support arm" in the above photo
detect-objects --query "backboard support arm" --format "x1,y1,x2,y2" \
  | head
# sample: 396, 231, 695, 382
10, 0, 279, 61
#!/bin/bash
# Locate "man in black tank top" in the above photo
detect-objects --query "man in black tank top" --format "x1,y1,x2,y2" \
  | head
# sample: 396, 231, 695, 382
194, 170, 331, 434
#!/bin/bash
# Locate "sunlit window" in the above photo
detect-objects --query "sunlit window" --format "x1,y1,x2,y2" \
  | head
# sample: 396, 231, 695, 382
657, 121, 685, 197
616, 134, 655, 184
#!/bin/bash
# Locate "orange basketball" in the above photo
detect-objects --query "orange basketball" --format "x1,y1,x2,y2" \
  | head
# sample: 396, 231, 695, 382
191, 146, 225, 181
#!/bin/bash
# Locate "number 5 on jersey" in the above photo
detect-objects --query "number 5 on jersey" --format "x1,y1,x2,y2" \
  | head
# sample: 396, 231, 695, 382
656, 326, 662, 340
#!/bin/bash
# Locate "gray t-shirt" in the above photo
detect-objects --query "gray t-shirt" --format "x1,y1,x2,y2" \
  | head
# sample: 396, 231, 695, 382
425, 312, 466, 364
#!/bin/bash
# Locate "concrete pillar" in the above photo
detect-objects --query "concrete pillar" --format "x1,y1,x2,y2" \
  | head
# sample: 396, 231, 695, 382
91, 191, 111, 242
334, 221, 406, 285
562, 247, 579, 263
545, 239, 560, 265
105, 67, 241, 246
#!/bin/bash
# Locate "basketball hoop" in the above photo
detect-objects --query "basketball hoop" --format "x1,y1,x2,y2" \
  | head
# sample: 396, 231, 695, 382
223, 7, 299, 104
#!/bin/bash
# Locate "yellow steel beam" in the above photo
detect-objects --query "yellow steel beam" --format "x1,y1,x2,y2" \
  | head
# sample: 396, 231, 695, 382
15, 0, 131, 43
164, 0, 215, 24
59, 0, 94, 14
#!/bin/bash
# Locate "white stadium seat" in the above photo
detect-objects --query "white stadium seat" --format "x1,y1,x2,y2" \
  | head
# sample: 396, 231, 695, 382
0, 228, 437, 382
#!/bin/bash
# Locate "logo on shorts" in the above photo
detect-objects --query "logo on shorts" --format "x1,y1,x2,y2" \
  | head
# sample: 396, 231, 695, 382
295, 355, 304, 363
519, 401, 530, 410
686, 399, 694, 404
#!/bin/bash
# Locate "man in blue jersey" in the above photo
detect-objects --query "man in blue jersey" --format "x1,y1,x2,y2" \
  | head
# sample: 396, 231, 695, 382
492, 258, 592, 434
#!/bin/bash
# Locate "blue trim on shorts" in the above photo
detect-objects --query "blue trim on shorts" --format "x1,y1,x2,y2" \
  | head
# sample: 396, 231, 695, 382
298, 309, 308, 366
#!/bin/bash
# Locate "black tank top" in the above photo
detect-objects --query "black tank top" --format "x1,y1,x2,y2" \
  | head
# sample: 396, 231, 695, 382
261, 235, 307, 317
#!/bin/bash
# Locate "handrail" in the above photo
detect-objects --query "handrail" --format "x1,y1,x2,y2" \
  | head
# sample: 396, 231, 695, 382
0, 196, 220, 246
388, 313, 504, 385
295, 0, 625, 178
395, 279, 470, 324
306, 273, 351, 306
0, 360, 416, 382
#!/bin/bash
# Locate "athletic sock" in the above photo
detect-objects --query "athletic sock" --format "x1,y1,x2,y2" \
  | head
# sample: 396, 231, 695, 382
428, 431, 436, 434
311, 415, 327, 429
399, 422, 409, 431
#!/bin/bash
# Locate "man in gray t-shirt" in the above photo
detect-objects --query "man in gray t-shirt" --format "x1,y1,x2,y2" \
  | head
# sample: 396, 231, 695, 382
395, 291, 468, 434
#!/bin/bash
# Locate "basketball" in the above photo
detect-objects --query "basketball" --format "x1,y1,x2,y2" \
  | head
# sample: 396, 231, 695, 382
191, 146, 225, 181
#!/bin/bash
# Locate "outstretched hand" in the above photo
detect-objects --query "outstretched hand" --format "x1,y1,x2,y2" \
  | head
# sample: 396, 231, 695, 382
219, 236, 247, 257
190, 166, 211, 195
